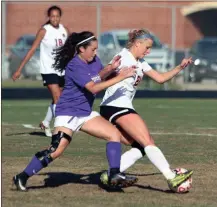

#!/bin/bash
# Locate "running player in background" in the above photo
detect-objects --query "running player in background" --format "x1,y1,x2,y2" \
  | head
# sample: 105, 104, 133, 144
12, 5, 69, 137
100, 29, 193, 189
12, 31, 137, 191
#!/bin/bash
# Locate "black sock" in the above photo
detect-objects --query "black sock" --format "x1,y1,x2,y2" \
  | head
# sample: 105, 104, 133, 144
18, 171, 30, 182
131, 141, 146, 156
109, 168, 120, 177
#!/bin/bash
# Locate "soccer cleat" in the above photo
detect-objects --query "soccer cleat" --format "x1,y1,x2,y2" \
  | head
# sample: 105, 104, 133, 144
167, 170, 193, 189
12, 175, 27, 192
108, 173, 138, 188
39, 122, 52, 137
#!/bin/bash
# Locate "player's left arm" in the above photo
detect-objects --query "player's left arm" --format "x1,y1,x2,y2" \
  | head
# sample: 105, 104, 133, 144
143, 57, 193, 84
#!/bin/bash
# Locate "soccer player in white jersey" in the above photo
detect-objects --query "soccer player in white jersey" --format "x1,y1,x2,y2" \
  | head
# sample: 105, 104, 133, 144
100, 29, 194, 189
12, 6, 69, 137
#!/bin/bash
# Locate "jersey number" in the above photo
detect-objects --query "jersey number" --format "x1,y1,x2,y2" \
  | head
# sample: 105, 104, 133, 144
55, 39, 63, 47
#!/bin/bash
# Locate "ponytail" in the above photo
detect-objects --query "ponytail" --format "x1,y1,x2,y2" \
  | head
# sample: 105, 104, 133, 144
43, 20, 51, 26
53, 31, 97, 73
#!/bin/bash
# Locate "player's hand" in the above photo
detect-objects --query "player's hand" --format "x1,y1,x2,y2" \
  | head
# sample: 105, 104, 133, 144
118, 66, 136, 79
12, 70, 21, 81
110, 55, 121, 70
180, 57, 193, 69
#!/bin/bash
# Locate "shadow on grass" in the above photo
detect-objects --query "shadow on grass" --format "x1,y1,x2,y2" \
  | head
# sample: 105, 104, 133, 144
27, 171, 174, 193
6, 131, 47, 137
29, 132, 47, 137
28, 171, 124, 193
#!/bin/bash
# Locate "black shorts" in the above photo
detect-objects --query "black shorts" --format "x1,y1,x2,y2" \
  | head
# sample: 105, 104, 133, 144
100, 105, 137, 124
41, 74, 65, 87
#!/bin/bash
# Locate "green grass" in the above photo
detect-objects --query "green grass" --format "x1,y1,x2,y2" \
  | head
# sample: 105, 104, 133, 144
2, 99, 217, 207
2, 79, 43, 88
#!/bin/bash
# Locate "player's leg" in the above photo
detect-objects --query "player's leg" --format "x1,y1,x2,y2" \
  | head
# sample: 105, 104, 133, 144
80, 112, 137, 187
13, 126, 72, 191
99, 106, 146, 173
40, 74, 62, 137
115, 113, 193, 188
116, 125, 146, 173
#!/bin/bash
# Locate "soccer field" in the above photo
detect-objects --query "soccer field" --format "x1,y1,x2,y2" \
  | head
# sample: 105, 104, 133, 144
2, 99, 217, 207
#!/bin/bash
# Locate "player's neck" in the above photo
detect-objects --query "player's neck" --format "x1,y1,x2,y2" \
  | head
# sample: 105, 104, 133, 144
78, 54, 88, 64
128, 48, 139, 61
51, 24, 60, 29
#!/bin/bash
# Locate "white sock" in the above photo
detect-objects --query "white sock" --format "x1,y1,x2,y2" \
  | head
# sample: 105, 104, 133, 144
42, 104, 55, 127
145, 145, 175, 180
52, 104, 56, 117
120, 148, 143, 172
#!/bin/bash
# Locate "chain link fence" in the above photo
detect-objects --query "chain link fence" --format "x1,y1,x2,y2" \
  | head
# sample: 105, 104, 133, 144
2, 2, 217, 90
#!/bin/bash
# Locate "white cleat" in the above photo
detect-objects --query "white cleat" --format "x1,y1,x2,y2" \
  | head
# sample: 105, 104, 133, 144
39, 122, 52, 137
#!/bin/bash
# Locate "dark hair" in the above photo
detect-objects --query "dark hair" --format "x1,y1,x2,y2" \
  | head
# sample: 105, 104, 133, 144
43, 5, 62, 25
53, 31, 97, 73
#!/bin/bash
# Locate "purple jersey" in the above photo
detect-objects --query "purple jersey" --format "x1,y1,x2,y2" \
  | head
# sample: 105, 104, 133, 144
55, 55, 103, 117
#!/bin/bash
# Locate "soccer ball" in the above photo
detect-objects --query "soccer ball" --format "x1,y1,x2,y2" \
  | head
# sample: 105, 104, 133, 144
100, 171, 109, 185
169, 168, 193, 193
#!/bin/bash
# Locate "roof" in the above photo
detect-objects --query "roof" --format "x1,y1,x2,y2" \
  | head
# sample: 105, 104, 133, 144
181, 2, 217, 16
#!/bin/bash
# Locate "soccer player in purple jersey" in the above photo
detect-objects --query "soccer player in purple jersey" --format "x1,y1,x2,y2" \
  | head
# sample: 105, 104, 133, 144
12, 31, 138, 191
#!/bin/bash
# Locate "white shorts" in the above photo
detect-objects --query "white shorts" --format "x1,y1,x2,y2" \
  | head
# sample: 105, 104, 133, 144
54, 111, 100, 132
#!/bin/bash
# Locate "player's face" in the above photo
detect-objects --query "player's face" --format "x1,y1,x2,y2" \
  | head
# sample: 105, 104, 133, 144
137, 38, 153, 59
81, 40, 98, 62
49, 9, 61, 27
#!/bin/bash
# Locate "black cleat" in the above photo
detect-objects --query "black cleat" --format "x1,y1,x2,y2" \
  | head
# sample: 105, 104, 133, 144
12, 175, 27, 191
109, 173, 138, 188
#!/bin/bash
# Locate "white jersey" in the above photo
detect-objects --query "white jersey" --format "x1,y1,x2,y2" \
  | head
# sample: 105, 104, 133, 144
100, 48, 152, 109
40, 24, 68, 76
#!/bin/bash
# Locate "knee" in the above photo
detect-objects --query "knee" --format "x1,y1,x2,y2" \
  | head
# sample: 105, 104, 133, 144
50, 131, 72, 158
107, 128, 122, 142
121, 137, 133, 145
36, 131, 72, 165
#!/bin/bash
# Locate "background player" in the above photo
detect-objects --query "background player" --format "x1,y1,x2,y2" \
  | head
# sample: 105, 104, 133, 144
12, 5, 69, 137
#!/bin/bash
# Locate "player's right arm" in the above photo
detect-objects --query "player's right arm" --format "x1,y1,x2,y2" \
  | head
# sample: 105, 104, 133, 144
12, 28, 46, 81
144, 57, 193, 84
69, 62, 136, 95
85, 67, 136, 94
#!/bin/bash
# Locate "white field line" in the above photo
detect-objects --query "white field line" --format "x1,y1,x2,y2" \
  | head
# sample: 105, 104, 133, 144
22, 124, 40, 130
2, 123, 41, 130
21, 125, 217, 137
195, 127, 217, 130
2, 123, 217, 137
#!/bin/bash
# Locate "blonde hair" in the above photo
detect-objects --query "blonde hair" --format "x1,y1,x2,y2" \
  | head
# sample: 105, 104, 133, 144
127, 28, 151, 49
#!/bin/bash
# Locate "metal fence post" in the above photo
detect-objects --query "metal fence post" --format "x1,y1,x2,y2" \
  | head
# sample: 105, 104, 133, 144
96, 3, 101, 40
2, 2, 8, 80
